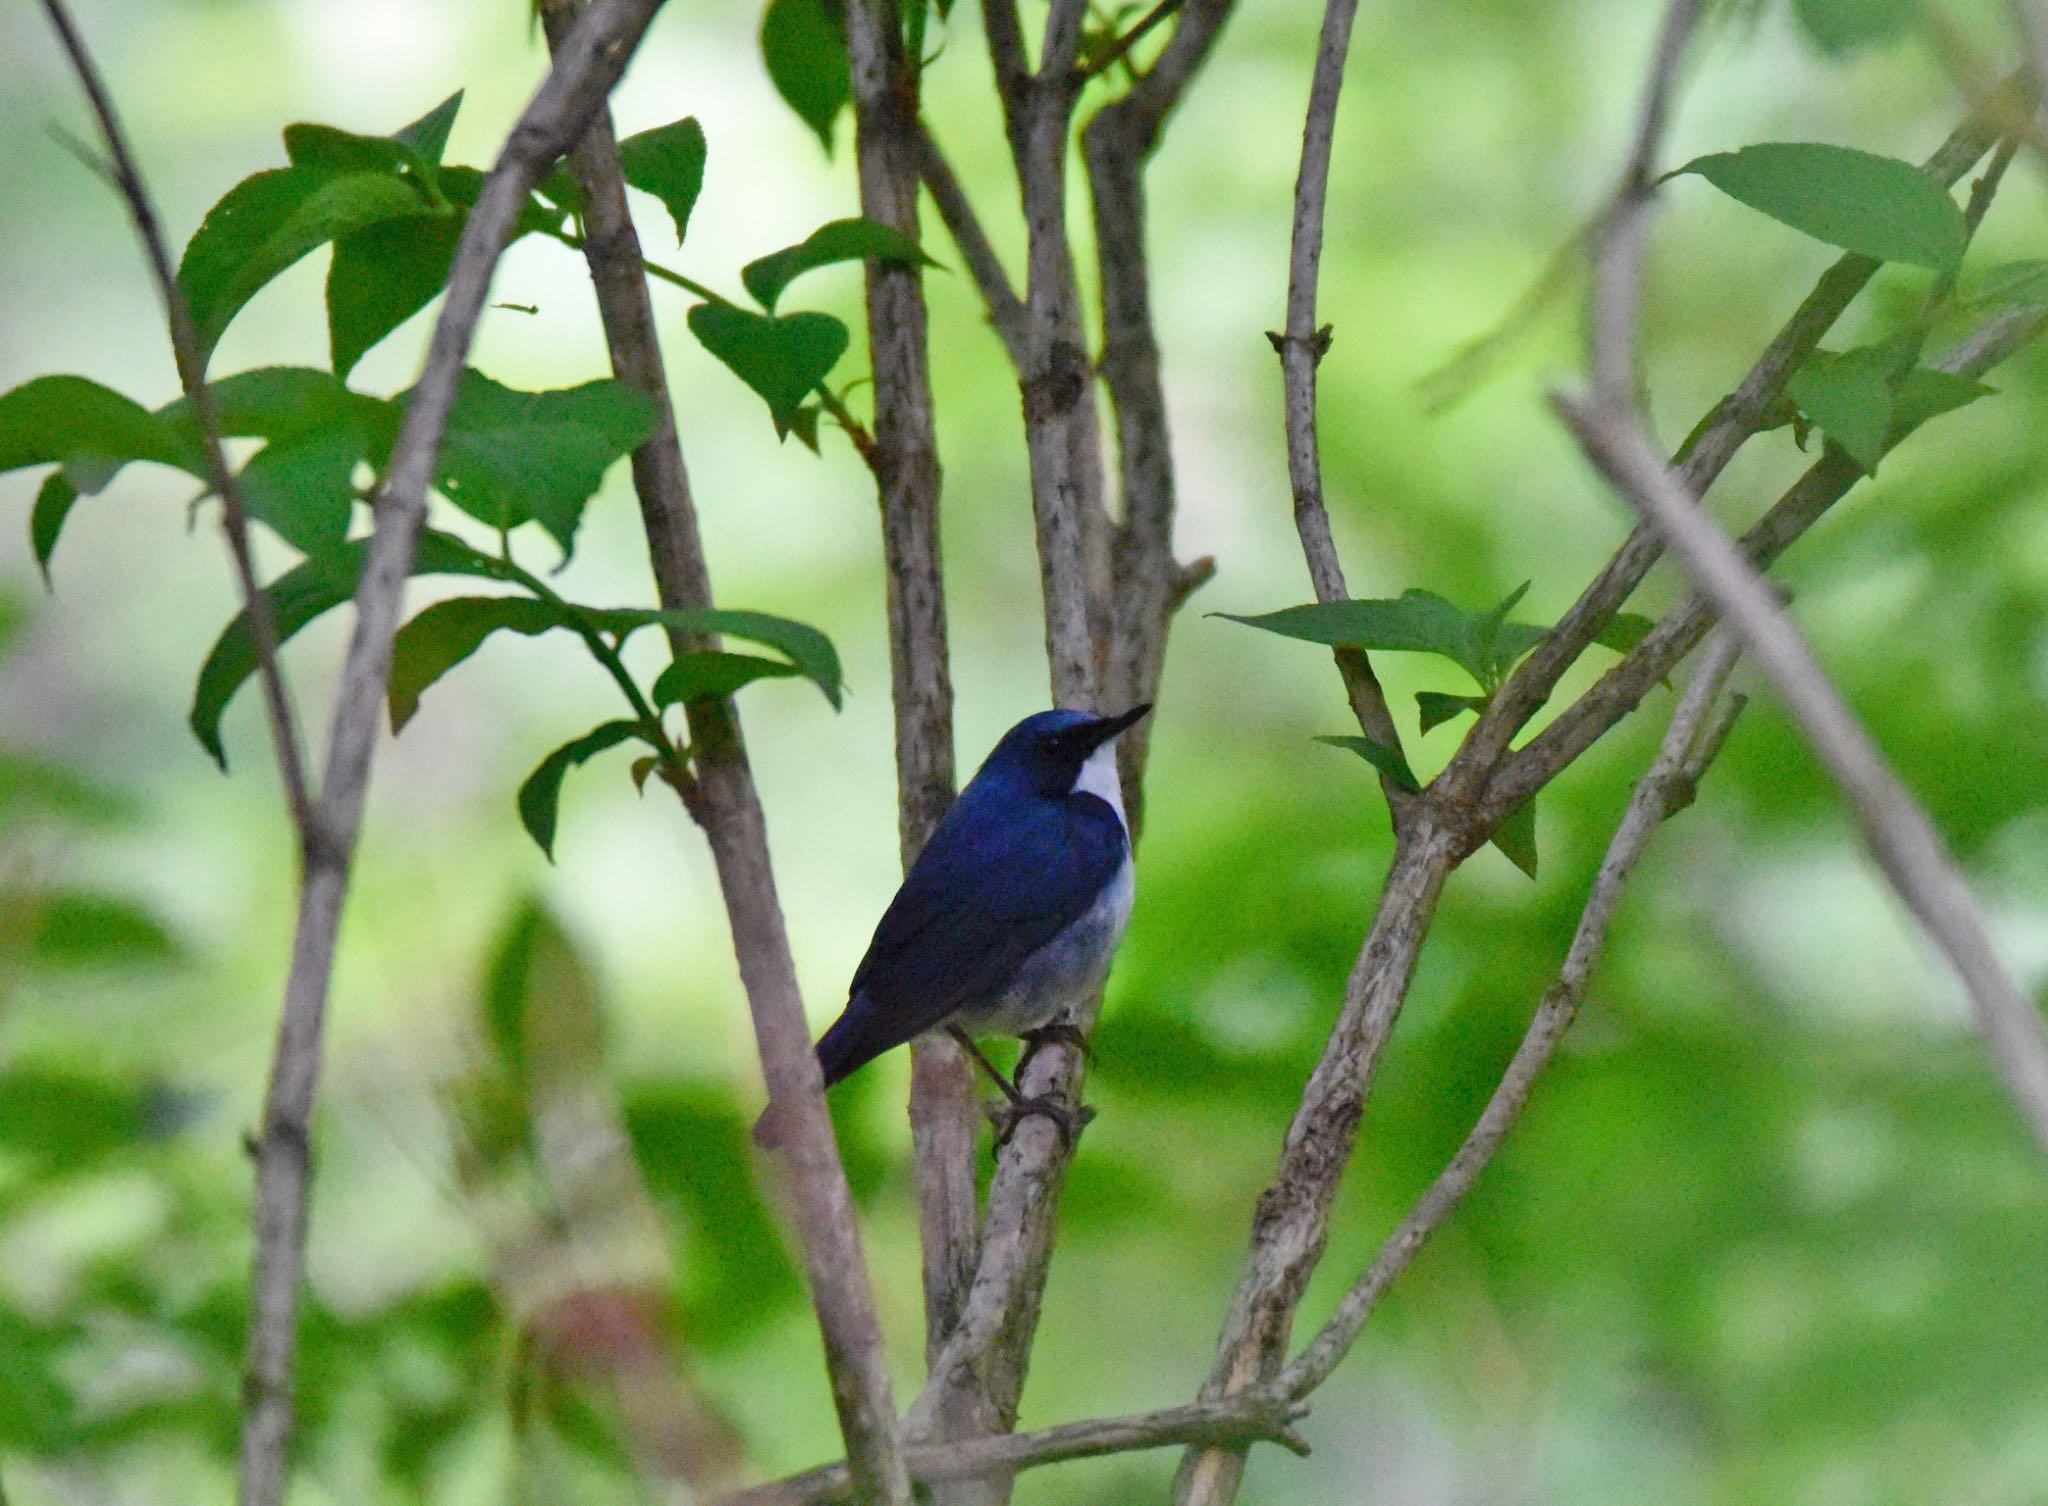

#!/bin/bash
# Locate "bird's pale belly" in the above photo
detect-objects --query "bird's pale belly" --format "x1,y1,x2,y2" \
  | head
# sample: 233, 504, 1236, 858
949, 856, 1135, 1037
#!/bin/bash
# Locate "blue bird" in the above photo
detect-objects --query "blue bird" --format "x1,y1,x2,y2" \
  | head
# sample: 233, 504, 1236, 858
755, 705, 1150, 1148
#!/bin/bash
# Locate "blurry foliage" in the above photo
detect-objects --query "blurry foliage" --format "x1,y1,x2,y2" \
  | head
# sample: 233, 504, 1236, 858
1, 0, 2047, 1502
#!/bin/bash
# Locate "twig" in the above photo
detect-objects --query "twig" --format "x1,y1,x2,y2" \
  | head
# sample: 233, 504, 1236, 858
536, 3, 914, 1500
1264, 0, 1409, 803
714, 1389, 1309, 1506
230, 5, 673, 1502
39, 0, 313, 837
1078, 0, 1185, 81
916, 127, 1028, 358
1279, 632, 1744, 1398
1556, 400, 2048, 1158
1557, 22, 2048, 1160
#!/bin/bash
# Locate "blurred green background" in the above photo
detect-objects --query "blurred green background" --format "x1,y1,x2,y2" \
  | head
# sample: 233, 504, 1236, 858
5, 0, 2048, 1501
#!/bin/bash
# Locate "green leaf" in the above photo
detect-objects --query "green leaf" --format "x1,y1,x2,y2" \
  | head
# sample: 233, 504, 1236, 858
1792, 0, 1919, 54
1316, 734, 1421, 794
190, 529, 500, 768
652, 651, 802, 708
687, 303, 849, 437
1595, 611, 1658, 655
0, 375, 199, 479
740, 217, 935, 312
761, 0, 850, 151
235, 427, 366, 556
395, 89, 465, 168
617, 118, 708, 245
518, 721, 643, 860
283, 123, 411, 175
1416, 690, 1489, 734
1960, 259, 2048, 311
1220, 589, 1542, 690
652, 607, 844, 708
327, 214, 464, 377
18, 891, 183, 971
388, 595, 562, 731
1492, 797, 1539, 879
1788, 345, 1897, 471
1893, 365, 1992, 433
1677, 144, 1966, 272
177, 166, 438, 364
30, 474, 77, 582
425, 371, 656, 554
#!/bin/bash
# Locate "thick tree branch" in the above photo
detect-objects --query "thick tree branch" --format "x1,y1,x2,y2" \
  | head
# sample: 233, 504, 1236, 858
1280, 632, 1745, 1398
40, 0, 312, 837
534, 5, 912, 1500
841, 0, 981, 1445
716, 1389, 1308, 1506
220, 4, 675, 1503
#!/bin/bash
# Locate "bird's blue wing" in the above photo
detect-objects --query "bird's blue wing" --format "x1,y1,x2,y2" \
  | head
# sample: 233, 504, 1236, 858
820, 783, 1127, 1081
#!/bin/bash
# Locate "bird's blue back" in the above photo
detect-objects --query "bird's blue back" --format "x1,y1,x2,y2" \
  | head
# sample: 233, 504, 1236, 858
816, 753, 1129, 1084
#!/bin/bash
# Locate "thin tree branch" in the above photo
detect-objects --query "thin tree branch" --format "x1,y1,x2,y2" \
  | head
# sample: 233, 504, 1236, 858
536, 4, 913, 1499
1555, 400, 2048, 1157
1555, 27, 2048, 1161
39, 0, 313, 838
1280, 632, 1745, 1398
917, 126, 1029, 358
841, 0, 981, 1435
1078, 0, 1185, 82
715, 1389, 1309, 1506
1440, 70, 2031, 797
227, 5, 673, 1502
1265, 0, 1409, 814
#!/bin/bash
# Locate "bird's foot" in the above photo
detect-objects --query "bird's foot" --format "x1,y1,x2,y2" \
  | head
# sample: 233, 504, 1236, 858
1016, 1021, 1093, 1079
985, 1092, 1096, 1151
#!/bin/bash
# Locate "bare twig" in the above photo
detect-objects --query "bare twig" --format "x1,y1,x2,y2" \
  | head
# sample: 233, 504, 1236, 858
1280, 632, 1745, 1398
716, 1388, 1309, 1506
229, 5, 674, 1502
1557, 25, 2048, 1160
39, 0, 313, 837
535, 4, 912, 1500
917, 128, 1029, 358
1264, 0, 1408, 788
1078, 0, 1185, 82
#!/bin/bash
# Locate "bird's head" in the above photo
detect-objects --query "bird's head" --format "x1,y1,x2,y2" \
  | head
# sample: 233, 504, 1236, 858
982, 705, 1152, 799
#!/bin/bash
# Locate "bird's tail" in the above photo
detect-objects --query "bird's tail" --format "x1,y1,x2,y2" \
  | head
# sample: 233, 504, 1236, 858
751, 998, 878, 1149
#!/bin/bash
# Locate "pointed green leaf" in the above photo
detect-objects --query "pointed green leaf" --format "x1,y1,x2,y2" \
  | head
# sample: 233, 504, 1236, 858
1594, 611, 1658, 656
190, 529, 499, 768
0, 375, 199, 478
177, 166, 438, 364
328, 214, 464, 377
282, 123, 412, 175
1316, 734, 1421, 794
1416, 690, 1489, 734
740, 217, 935, 312
31, 474, 78, 582
1678, 144, 1965, 272
395, 89, 464, 168
686, 303, 849, 437
664, 608, 843, 708
518, 720, 644, 860
652, 651, 803, 708
424, 371, 656, 554
1492, 797, 1538, 879
1222, 589, 1532, 688
617, 118, 708, 245
1893, 365, 1992, 434
761, 0, 850, 151
389, 595, 563, 731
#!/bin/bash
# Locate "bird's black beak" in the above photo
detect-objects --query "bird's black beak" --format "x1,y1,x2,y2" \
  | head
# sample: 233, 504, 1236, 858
1084, 703, 1152, 749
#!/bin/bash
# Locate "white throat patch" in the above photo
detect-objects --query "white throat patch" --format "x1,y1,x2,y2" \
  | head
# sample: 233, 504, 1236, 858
1072, 740, 1128, 832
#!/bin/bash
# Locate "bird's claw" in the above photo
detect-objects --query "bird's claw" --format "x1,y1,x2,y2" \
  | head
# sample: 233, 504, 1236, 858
1016, 1021, 1092, 1078
985, 1093, 1095, 1150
